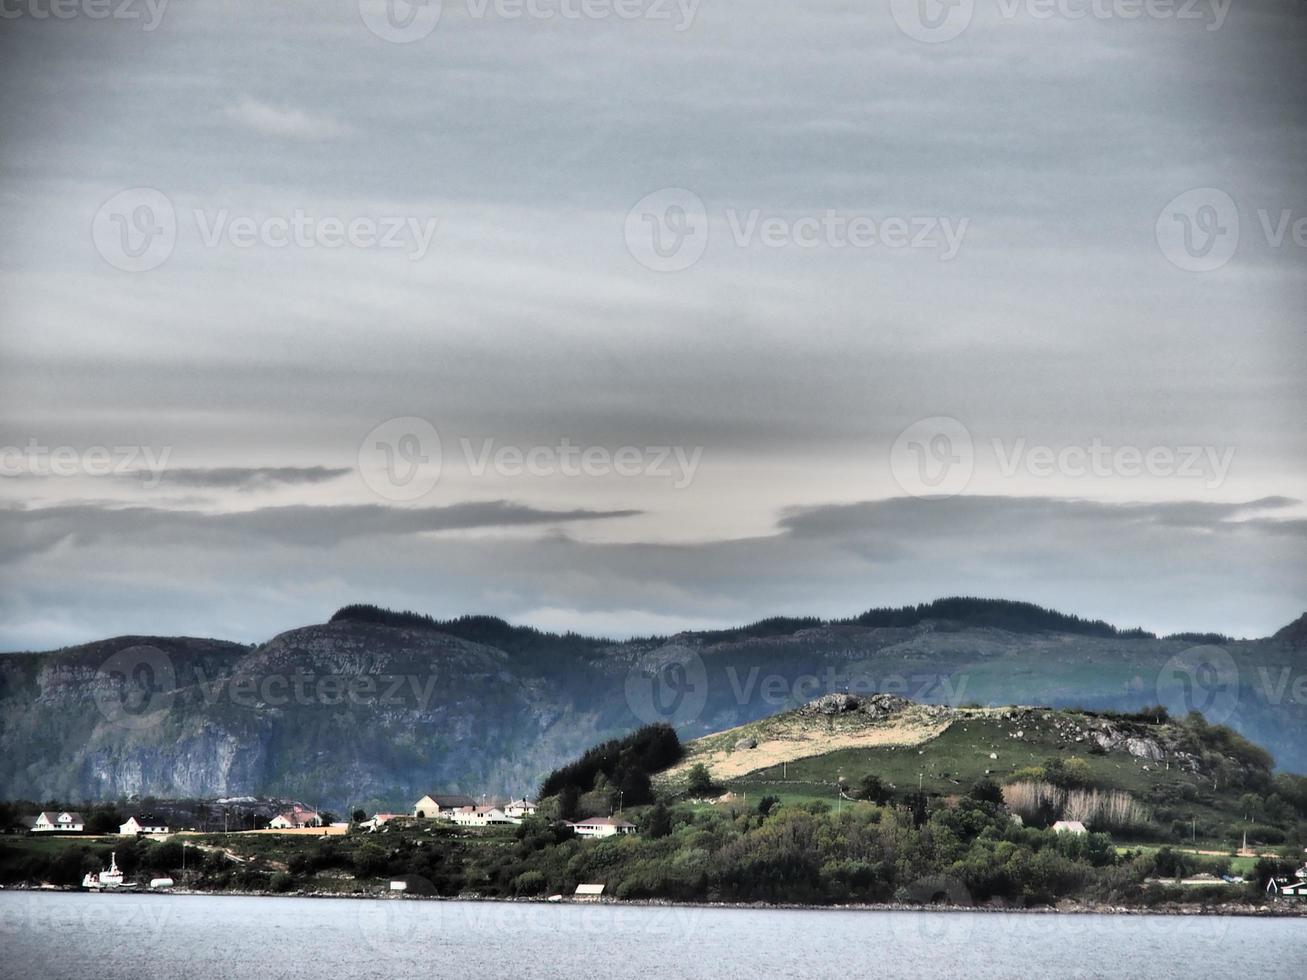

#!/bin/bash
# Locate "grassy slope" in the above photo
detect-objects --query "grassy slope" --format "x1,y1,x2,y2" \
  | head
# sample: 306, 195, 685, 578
702, 706, 1273, 851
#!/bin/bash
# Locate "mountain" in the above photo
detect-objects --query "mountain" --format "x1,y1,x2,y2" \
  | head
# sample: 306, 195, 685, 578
1, 598, 1304, 810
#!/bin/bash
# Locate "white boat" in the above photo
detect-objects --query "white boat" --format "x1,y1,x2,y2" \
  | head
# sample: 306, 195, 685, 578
82, 851, 126, 890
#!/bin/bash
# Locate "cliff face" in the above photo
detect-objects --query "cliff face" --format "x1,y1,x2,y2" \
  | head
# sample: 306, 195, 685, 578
2, 612, 1304, 810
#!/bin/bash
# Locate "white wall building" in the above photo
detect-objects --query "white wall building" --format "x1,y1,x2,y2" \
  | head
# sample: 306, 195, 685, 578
568, 817, 637, 838
412, 794, 476, 819
119, 815, 170, 835
504, 799, 538, 819
32, 811, 83, 833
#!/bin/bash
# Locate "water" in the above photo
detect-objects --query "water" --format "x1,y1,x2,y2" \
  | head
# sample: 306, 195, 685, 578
0, 891, 1297, 979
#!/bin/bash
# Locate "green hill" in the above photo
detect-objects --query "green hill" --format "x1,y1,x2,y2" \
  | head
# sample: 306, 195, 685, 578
668, 694, 1307, 853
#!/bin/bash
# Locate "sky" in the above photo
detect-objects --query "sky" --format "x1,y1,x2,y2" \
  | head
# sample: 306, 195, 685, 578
0, 0, 1304, 649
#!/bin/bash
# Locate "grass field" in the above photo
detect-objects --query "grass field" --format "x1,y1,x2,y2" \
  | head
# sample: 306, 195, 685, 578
721, 710, 1257, 849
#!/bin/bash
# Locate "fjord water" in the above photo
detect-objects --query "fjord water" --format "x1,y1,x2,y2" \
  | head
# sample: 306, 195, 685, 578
0, 892, 1295, 979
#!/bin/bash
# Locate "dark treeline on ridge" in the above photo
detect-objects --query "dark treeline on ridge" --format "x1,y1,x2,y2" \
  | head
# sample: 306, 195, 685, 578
330, 596, 1175, 648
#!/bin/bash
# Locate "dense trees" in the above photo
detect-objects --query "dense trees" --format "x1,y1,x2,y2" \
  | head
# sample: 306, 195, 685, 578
539, 724, 681, 811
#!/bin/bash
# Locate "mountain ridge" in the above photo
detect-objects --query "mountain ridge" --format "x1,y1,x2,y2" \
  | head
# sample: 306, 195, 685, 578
1, 597, 1303, 810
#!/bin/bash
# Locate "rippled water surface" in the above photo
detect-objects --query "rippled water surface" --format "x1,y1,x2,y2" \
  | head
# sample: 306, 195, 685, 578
1, 892, 1298, 979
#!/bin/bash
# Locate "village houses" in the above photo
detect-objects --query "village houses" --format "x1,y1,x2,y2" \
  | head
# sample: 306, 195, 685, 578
412, 794, 538, 826
412, 794, 475, 819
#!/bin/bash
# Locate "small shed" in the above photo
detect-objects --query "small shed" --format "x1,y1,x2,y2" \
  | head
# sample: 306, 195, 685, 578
574, 883, 605, 901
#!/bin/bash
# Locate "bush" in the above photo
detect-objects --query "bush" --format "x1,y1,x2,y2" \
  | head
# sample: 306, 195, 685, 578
512, 870, 546, 895
269, 872, 295, 893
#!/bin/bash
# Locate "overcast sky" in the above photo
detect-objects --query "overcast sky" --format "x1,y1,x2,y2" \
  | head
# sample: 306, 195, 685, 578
1, 0, 1304, 649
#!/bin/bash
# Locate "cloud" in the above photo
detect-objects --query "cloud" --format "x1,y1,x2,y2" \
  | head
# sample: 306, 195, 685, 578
224, 98, 352, 140
125, 466, 351, 492
0, 500, 642, 559
1, 495, 1303, 649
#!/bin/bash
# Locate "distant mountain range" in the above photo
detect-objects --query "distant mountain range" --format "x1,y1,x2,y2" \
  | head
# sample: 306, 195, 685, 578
1, 598, 1303, 811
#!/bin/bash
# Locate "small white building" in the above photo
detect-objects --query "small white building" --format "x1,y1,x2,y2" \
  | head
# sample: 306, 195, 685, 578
451, 806, 516, 827
32, 811, 84, 833
269, 806, 322, 829
574, 883, 605, 901
1052, 820, 1088, 835
120, 815, 170, 836
504, 799, 538, 819
412, 794, 476, 820
568, 817, 637, 839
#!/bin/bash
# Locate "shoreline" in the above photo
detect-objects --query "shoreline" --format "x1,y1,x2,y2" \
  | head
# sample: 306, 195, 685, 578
7, 885, 1306, 917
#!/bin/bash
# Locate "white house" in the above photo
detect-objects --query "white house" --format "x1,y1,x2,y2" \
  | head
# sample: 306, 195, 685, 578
119, 815, 170, 836
504, 799, 538, 819
574, 883, 605, 901
412, 794, 476, 820
568, 817, 637, 838
32, 811, 84, 833
1052, 820, 1088, 835
269, 806, 322, 829
451, 805, 516, 827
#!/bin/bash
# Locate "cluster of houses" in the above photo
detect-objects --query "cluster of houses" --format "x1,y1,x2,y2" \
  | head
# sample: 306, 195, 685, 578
20, 797, 637, 840
1266, 864, 1307, 900
24, 808, 328, 836
409, 794, 636, 837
